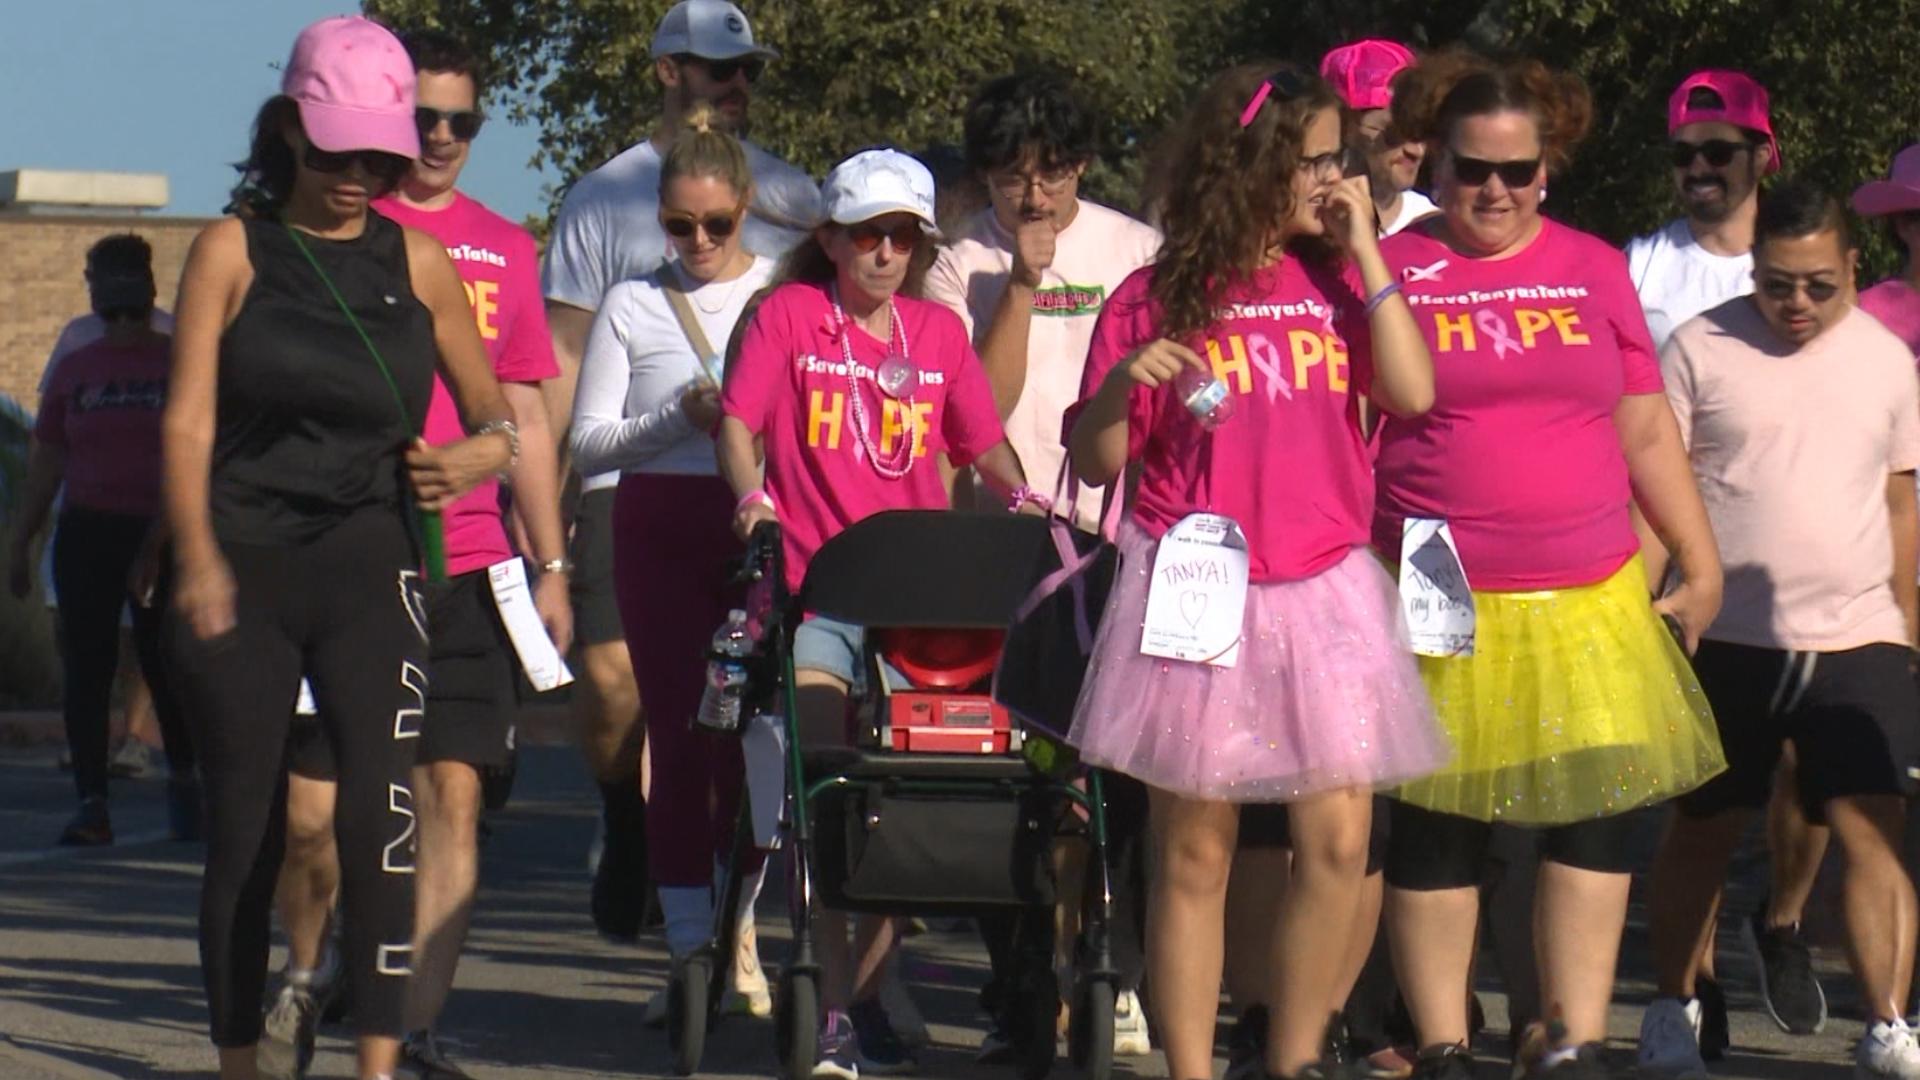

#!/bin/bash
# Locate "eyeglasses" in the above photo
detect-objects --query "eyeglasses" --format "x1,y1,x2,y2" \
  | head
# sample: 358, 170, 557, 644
1449, 153, 1541, 188
989, 166, 1080, 199
1757, 274, 1841, 302
846, 221, 923, 254
416, 107, 486, 142
1298, 151, 1345, 180
300, 144, 412, 187
678, 53, 765, 84
1670, 138, 1752, 169
661, 208, 742, 240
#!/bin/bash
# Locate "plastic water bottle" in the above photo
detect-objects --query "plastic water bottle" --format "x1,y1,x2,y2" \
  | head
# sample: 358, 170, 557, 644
695, 609, 754, 733
1175, 364, 1235, 429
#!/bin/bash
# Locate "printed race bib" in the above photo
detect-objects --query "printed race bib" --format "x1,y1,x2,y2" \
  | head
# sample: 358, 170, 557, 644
1399, 518, 1475, 657
1141, 513, 1250, 667
488, 559, 575, 692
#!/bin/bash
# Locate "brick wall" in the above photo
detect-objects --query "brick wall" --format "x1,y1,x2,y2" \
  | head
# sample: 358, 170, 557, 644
0, 214, 212, 415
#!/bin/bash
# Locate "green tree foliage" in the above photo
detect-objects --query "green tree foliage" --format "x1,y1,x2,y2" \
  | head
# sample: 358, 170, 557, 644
366, 0, 1920, 276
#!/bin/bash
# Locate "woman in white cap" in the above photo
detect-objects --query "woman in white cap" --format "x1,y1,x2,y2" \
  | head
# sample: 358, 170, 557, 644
1855, 144, 1920, 355
718, 147, 1038, 1078
161, 16, 514, 1080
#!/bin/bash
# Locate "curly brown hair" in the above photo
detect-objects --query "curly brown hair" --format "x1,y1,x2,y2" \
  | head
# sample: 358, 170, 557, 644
1145, 62, 1343, 343
1390, 48, 1594, 174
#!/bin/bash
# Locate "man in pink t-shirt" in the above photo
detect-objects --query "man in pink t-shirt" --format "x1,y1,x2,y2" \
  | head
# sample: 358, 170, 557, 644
264, 30, 569, 1077
1641, 183, 1920, 1080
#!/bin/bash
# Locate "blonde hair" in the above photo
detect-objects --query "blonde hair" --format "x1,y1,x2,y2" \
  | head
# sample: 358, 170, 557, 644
659, 102, 753, 203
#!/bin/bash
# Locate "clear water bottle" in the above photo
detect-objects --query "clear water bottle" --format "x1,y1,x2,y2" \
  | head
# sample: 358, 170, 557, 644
695, 609, 754, 734
1175, 364, 1235, 429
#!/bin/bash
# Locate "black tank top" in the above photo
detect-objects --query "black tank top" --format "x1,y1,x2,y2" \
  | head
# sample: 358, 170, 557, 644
212, 211, 436, 545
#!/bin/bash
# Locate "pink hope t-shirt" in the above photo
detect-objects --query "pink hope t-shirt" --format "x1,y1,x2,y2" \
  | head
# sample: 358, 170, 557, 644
721, 281, 1006, 591
375, 193, 559, 576
1374, 218, 1664, 591
1075, 259, 1376, 583
1860, 279, 1920, 360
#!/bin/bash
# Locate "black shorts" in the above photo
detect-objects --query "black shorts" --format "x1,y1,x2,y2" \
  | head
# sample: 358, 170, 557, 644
569, 487, 624, 646
288, 569, 521, 778
1677, 640, 1920, 821
1238, 796, 1389, 876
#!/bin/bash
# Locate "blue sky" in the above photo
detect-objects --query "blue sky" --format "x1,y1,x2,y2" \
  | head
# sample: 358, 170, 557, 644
0, 1, 555, 223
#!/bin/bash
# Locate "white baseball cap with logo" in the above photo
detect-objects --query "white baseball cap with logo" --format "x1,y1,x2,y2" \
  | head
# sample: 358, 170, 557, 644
651, 0, 779, 60
822, 149, 941, 236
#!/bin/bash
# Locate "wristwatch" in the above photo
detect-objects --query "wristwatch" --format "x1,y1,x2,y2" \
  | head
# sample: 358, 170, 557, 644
538, 558, 574, 576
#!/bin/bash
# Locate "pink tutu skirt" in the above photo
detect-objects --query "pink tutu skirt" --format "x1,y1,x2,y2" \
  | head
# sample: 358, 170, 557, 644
1066, 523, 1450, 802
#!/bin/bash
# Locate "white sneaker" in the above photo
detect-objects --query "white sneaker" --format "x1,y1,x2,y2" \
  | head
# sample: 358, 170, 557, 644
1637, 997, 1707, 1078
878, 952, 929, 1047
1858, 1018, 1920, 1080
729, 923, 773, 1018
1112, 988, 1151, 1057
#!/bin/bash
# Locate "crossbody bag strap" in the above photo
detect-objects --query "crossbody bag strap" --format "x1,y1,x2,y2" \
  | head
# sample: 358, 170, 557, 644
656, 264, 723, 383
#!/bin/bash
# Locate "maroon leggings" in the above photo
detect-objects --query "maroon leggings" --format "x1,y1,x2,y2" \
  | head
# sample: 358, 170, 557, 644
613, 473, 759, 887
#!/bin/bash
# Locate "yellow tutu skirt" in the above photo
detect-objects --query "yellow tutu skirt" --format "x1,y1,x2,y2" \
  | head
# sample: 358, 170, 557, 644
1390, 554, 1726, 825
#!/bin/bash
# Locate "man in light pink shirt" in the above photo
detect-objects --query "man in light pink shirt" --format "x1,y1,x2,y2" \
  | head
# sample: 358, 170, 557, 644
1640, 182, 1920, 1080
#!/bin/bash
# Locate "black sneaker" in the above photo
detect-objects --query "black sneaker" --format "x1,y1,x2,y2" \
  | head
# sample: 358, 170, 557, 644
400, 1029, 475, 1078
1226, 1005, 1270, 1080
1742, 911, 1827, 1034
1410, 1043, 1474, 1080
849, 996, 917, 1075
58, 798, 112, 846
1695, 975, 1729, 1060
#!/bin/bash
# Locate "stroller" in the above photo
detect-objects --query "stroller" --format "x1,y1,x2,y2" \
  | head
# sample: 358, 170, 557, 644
667, 511, 1121, 1080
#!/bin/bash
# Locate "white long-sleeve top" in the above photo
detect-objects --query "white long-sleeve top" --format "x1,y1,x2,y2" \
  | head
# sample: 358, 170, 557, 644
570, 256, 777, 477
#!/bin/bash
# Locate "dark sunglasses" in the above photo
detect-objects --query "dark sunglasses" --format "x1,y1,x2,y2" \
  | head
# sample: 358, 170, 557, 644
1757, 275, 1841, 302
416, 107, 486, 141
301, 144, 412, 186
678, 53, 764, 84
846, 221, 923, 254
662, 209, 742, 240
1670, 138, 1752, 169
1449, 153, 1541, 188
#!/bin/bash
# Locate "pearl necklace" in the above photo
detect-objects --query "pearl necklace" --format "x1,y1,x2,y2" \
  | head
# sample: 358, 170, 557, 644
831, 285, 918, 480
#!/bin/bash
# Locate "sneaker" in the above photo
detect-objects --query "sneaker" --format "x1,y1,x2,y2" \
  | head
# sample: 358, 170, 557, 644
1859, 1018, 1920, 1080
400, 1029, 474, 1078
1411, 1043, 1475, 1080
1742, 912, 1827, 1035
108, 739, 157, 779
1695, 976, 1728, 1061
1362, 1046, 1418, 1080
1113, 988, 1152, 1057
259, 985, 321, 1080
814, 1010, 861, 1079
728, 925, 773, 1018
1637, 997, 1707, 1079
1225, 1005, 1270, 1080
1532, 1042, 1610, 1080
58, 799, 112, 846
878, 952, 929, 1047
166, 776, 203, 842
975, 1017, 1016, 1065
1326, 1011, 1354, 1066
850, 996, 917, 1075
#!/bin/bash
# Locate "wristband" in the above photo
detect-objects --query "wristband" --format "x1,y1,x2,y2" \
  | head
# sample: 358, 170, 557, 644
538, 558, 574, 576
1363, 280, 1403, 316
736, 490, 776, 516
1007, 485, 1053, 514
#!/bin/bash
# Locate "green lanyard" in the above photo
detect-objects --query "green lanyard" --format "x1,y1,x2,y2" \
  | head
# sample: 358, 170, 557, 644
285, 223, 447, 581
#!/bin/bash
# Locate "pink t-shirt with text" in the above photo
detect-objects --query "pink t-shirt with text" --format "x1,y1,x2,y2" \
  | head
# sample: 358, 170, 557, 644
1860, 279, 1920, 360
375, 192, 559, 576
1373, 218, 1664, 591
721, 281, 1006, 591
1075, 260, 1376, 583
35, 337, 169, 517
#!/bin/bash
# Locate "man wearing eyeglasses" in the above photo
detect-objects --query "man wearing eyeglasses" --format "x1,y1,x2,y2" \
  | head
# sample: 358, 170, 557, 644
260, 28, 571, 1080
538, 0, 822, 954
1639, 180, 1920, 1080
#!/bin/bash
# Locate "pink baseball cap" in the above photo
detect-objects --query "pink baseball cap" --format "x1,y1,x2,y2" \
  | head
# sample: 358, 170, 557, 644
1319, 39, 1416, 111
281, 16, 420, 159
1852, 144, 1920, 217
1668, 70, 1779, 174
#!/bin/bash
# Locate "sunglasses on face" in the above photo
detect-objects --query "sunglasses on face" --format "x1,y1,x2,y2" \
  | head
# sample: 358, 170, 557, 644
679, 54, 764, 84
846, 221, 923, 254
301, 144, 412, 187
661, 208, 742, 240
1670, 138, 1752, 169
1449, 153, 1541, 188
416, 107, 485, 142
1757, 275, 1841, 302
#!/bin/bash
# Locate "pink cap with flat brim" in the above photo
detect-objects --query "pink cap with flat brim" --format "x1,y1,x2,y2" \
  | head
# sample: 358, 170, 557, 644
1319, 39, 1416, 112
1852, 144, 1920, 218
281, 16, 420, 159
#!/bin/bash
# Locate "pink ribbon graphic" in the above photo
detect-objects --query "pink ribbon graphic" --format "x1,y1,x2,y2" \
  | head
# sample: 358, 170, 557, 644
1404, 259, 1449, 283
1474, 309, 1525, 359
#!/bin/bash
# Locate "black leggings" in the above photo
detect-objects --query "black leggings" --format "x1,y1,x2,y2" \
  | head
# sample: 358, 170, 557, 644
167, 508, 426, 1046
53, 507, 193, 801
1384, 800, 1642, 890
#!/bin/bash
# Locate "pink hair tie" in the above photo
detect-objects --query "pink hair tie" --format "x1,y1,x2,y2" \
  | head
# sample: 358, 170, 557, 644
1238, 81, 1274, 128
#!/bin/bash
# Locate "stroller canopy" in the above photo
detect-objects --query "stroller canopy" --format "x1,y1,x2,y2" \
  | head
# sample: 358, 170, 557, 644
801, 511, 1050, 629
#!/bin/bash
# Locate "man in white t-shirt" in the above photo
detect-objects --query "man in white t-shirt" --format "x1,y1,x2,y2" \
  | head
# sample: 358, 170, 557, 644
1625, 69, 1780, 349
1321, 39, 1436, 237
539, 0, 822, 946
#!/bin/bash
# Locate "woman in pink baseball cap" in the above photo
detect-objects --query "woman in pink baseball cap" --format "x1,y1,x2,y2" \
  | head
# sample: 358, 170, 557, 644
161, 16, 516, 1080
1853, 144, 1920, 355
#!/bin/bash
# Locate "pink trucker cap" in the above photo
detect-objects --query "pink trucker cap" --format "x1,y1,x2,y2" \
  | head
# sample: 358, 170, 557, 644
1668, 69, 1779, 174
1852, 144, 1920, 218
1319, 39, 1416, 111
282, 16, 420, 159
